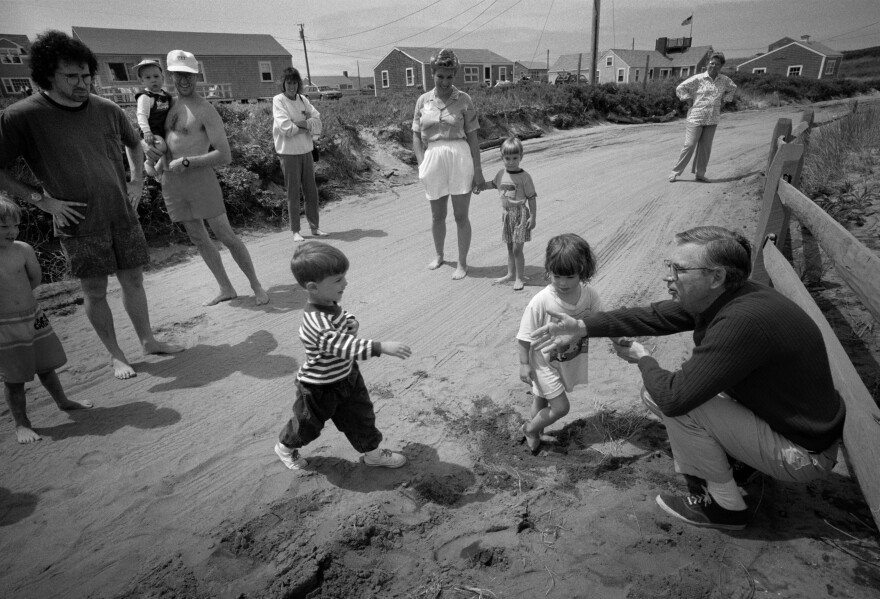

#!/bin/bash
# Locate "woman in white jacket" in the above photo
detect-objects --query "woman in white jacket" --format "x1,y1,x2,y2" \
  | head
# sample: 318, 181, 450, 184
273, 67, 324, 241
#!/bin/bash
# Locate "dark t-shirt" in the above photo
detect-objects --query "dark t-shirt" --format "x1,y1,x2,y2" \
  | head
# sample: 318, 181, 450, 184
0, 92, 141, 237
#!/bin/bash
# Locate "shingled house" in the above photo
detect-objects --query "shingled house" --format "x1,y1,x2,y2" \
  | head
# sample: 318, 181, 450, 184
0, 34, 33, 99
736, 36, 843, 79
373, 47, 514, 95
72, 26, 292, 104
599, 37, 713, 85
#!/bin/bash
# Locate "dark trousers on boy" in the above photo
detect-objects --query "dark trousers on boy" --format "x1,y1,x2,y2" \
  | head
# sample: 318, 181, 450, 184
279, 362, 382, 452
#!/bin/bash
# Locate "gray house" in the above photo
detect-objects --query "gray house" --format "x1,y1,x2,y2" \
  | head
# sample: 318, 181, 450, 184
373, 47, 514, 95
0, 34, 33, 99
72, 26, 292, 104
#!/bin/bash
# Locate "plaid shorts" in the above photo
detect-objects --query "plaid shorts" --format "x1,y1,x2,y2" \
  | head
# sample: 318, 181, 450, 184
60, 224, 150, 278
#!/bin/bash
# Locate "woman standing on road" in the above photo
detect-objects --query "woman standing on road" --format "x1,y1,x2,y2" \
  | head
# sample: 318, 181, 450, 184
273, 67, 325, 242
668, 52, 737, 183
412, 48, 485, 280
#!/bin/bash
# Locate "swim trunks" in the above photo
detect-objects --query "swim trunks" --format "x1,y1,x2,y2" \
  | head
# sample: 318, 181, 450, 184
60, 224, 150, 278
0, 307, 67, 383
161, 166, 226, 222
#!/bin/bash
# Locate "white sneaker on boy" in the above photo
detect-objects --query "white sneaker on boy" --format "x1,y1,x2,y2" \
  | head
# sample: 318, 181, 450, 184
275, 441, 308, 470
361, 448, 407, 468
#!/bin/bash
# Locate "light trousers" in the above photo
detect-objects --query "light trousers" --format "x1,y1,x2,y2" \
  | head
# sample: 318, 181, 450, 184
671, 123, 717, 177
279, 153, 320, 233
641, 388, 839, 484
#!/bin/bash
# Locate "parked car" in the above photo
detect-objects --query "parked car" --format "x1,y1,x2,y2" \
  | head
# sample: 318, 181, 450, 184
303, 85, 342, 100
554, 71, 589, 85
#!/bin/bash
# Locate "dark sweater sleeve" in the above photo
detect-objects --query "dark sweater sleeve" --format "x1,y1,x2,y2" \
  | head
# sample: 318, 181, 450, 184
583, 300, 695, 338
637, 310, 774, 416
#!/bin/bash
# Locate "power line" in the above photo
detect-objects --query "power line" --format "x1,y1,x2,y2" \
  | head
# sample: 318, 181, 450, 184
427, 1, 498, 47
309, 0, 444, 42
529, 0, 555, 64
821, 19, 880, 42
438, 0, 526, 47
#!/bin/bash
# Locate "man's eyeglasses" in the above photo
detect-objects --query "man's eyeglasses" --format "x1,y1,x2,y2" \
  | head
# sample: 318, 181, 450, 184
58, 73, 93, 86
663, 259, 712, 281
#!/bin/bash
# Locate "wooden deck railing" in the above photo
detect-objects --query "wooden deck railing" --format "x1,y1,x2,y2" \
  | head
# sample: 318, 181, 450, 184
752, 101, 880, 530
97, 82, 233, 105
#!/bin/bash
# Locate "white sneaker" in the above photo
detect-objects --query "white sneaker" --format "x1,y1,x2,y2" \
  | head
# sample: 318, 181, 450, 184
362, 448, 407, 468
275, 441, 308, 470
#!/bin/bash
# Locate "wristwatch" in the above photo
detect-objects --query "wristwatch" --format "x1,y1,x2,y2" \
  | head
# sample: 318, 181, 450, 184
30, 191, 44, 203
182, 157, 191, 168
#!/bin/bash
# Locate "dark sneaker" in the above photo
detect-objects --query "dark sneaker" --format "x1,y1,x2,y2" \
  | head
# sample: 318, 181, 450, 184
655, 493, 748, 530
729, 458, 761, 486
682, 473, 707, 495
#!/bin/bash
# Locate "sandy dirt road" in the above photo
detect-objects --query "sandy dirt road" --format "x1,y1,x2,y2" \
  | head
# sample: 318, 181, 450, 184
2, 105, 878, 599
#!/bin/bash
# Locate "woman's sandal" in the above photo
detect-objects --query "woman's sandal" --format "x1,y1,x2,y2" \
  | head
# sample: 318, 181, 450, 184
520, 424, 541, 455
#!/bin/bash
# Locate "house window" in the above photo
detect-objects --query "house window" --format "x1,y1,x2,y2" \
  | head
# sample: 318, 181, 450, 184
659, 68, 670, 78
634, 69, 640, 82
606, 56, 613, 66
752, 67, 766, 74
107, 62, 135, 82
499, 66, 507, 82
405, 67, 414, 86
2, 77, 32, 93
381, 70, 389, 88
680, 67, 689, 78
787, 65, 802, 77
824, 59, 837, 75
463, 66, 479, 83
484, 66, 491, 83
648, 68, 654, 80
258, 61, 273, 82
0, 49, 23, 64
617, 68, 625, 82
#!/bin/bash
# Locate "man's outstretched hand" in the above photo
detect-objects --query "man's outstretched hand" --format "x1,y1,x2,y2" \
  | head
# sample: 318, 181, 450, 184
531, 311, 584, 356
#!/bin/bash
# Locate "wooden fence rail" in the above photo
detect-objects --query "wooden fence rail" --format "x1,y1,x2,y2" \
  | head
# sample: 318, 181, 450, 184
753, 102, 880, 531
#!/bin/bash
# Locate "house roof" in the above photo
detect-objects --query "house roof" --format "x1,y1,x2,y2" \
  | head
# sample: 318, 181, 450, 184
394, 47, 513, 65
606, 49, 668, 68
737, 38, 843, 69
71, 26, 290, 56
667, 46, 713, 67
0, 34, 31, 51
515, 60, 547, 71
548, 53, 594, 73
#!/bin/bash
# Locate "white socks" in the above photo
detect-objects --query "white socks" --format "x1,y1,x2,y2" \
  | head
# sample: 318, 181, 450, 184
707, 479, 747, 511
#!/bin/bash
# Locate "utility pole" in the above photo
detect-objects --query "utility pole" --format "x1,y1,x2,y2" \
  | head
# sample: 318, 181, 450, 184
298, 24, 312, 85
357, 60, 361, 91
590, 0, 600, 85
546, 48, 550, 83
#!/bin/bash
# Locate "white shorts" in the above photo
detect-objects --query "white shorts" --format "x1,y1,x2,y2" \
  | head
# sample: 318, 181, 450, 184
419, 139, 475, 201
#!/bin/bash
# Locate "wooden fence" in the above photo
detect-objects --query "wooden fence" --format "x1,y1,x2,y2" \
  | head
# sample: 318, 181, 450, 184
752, 101, 880, 530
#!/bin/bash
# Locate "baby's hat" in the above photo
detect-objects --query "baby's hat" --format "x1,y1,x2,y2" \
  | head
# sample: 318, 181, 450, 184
134, 59, 162, 77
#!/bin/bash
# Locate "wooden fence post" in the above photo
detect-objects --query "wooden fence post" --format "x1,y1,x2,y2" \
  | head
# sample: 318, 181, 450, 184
752, 142, 804, 284
792, 108, 823, 285
766, 118, 792, 174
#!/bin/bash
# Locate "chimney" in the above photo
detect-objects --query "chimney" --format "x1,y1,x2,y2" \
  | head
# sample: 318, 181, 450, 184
343, 70, 348, 78
800, 35, 811, 42
655, 37, 668, 56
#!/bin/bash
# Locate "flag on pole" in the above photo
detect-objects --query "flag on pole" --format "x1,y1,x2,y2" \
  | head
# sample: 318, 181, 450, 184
681, 15, 693, 26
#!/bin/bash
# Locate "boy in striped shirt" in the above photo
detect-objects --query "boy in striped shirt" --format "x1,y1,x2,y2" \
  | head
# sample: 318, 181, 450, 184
275, 241, 412, 470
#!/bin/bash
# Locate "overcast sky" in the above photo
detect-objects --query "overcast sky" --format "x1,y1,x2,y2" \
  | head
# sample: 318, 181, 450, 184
4, 0, 879, 76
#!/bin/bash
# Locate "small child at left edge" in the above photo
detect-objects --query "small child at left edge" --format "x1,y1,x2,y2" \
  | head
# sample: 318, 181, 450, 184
275, 241, 412, 471
0, 196, 92, 444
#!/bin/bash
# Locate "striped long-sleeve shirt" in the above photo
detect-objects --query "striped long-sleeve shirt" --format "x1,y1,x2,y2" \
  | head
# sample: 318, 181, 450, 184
676, 72, 737, 126
297, 302, 380, 385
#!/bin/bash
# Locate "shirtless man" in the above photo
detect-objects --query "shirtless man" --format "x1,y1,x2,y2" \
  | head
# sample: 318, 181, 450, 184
151, 50, 269, 306
0, 30, 182, 380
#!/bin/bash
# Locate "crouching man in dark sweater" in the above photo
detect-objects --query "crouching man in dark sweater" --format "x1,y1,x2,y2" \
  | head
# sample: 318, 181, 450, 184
531, 226, 844, 530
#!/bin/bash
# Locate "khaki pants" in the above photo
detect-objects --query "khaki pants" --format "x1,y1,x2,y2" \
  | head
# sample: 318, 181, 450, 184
671, 123, 717, 177
641, 388, 839, 484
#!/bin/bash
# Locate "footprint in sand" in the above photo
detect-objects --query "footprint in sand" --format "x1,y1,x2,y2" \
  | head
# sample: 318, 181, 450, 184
77, 450, 108, 469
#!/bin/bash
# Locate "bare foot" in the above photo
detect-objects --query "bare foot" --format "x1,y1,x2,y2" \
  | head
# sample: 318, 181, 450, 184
143, 339, 185, 355
58, 398, 94, 410
16, 426, 42, 444
203, 291, 237, 306
427, 256, 444, 270
513, 279, 525, 291
452, 265, 468, 280
253, 287, 270, 305
292, 232, 305, 242
113, 358, 137, 380
493, 274, 514, 284
311, 229, 328, 237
